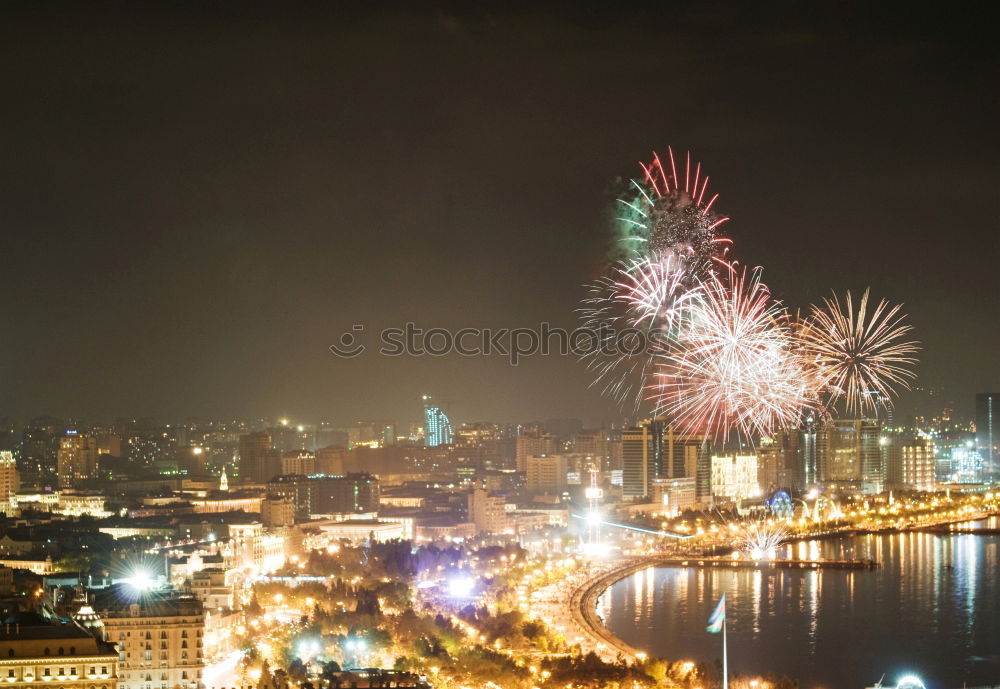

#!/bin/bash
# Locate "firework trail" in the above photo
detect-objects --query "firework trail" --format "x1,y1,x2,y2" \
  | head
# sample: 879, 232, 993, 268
649, 264, 817, 439
799, 289, 919, 417
616, 147, 731, 272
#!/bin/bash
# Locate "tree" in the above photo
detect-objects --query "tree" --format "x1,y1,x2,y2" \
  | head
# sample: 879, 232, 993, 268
286, 658, 308, 684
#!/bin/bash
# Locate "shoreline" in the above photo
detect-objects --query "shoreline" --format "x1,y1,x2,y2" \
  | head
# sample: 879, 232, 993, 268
569, 553, 880, 662
570, 516, 1000, 667
571, 558, 652, 662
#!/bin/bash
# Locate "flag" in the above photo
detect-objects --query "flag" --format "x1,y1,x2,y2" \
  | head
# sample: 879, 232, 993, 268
707, 593, 726, 633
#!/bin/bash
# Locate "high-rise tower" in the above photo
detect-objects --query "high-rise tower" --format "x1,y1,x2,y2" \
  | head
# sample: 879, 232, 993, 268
976, 393, 999, 473
422, 395, 453, 447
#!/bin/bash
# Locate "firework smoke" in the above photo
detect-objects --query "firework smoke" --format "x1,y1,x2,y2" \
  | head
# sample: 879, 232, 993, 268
615, 147, 730, 271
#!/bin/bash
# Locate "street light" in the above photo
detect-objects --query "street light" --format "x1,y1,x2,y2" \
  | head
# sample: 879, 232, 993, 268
123, 568, 156, 592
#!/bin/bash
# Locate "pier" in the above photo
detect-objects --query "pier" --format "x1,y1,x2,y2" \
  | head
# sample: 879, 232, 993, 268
653, 557, 880, 569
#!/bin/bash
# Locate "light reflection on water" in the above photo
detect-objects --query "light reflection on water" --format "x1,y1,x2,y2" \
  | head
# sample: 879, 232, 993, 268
598, 519, 1000, 688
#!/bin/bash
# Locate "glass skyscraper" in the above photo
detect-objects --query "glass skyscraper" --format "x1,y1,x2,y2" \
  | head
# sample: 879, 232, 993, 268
976, 392, 999, 473
422, 395, 453, 447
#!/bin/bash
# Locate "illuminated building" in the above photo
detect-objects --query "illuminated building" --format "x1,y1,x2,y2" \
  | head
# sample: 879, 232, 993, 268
651, 477, 697, 515
0, 451, 19, 516
189, 569, 232, 611
975, 392, 999, 471
453, 423, 507, 472
124, 428, 178, 471
621, 426, 652, 499
380, 423, 396, 446
710, 454, 759, 502
96, 433, 123, 459
93, 587, 204, 689
57, 434, 98, 488
755, 439, 782, 492
883, 434, 936, 491
57, 492, 111, 517
188, 494, 263, 514
20, 418, 66, 489
261, 495, 295, 527
525, 454, 568, 495
858, 420, 885, 493
573, 429, 610, 471
761, 421, 818, 492
312, 518, 404, 543
237, 432, 279, 483
311, 473, 379, 516
882, 433, 904, 488
322, 669, 430, 688
175, 447, 206, 476
0, 555, 53, 575
622, 420, 706, 500
0, 612, 118, 689
280, 450, 315, 476
817, 419, 882, 491
801, 418, 818, 486
467, 488, 510, 535
266, 473, 379, 520
901, 438, 935, 491
949, 444, 983, 483
315, 445, 348, 475
421, 396, 452, 447
514, 431, 558, 472
98, 526, 175, 541
12, 491, 59, 513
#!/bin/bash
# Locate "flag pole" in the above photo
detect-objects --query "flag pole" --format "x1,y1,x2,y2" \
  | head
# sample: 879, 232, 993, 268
707, 593, 727, 688
722, 616, 728, 689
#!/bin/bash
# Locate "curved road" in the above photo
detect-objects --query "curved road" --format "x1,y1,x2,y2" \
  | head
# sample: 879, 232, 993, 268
568, 558, 654, 662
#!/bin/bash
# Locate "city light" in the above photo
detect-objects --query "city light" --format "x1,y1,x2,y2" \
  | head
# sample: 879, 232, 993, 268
296, 639, 321, 660
1, 16, 991, 689
447, 577, 475, 599
123, 569, 156, 591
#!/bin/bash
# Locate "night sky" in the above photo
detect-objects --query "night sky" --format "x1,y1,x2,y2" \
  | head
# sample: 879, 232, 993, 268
1, 2, 997, 425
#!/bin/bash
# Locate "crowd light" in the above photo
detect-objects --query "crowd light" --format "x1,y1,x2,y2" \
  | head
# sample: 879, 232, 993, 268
448, 576, 475, 598
345, 638, 367, 652
297, 639, 321, 659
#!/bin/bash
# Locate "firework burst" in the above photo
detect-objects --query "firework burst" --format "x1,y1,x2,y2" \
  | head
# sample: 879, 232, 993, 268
799, 289, 919, 417
650, 265, 817, 439
740, 520, 788, 560
616, 147, 731, 271
580, 146, 919, 431
579, 252, 698, 415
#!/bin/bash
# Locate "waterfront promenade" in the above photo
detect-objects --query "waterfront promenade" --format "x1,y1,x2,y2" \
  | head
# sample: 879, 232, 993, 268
548, 553, 885, 663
